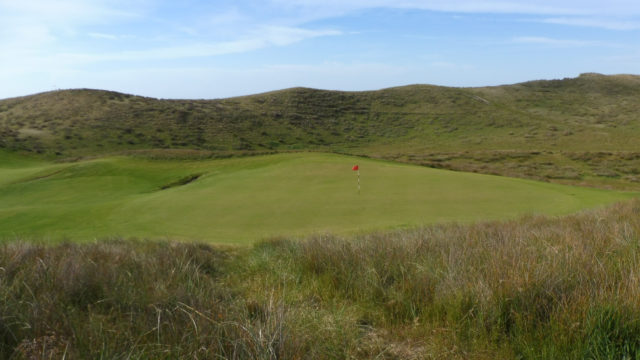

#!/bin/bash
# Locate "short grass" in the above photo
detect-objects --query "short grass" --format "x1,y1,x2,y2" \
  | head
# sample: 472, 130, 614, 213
1, 152, 636, 243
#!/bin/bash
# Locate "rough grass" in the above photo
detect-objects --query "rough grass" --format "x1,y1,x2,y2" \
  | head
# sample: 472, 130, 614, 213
2, 200, 640, 358
0, 240, 360, 359
379, 150, 640, 191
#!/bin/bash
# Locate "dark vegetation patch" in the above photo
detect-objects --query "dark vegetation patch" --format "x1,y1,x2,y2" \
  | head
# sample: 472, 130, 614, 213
12, 167, 69, 184
159, 173, 203, 190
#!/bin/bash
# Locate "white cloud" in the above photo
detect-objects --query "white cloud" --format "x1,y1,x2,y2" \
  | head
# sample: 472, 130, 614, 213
512, 36, 601, 47
542, 17, 640, 30
254, 26, 341, 46
0, 0, 139, 23
88, 32, 119, 40
0, 0, 144, 65
206, 8, 249, 26
264, 1, 640, 34
0, 26, 341, 72
268, 0, 640, 16
0, 0, 342, 80
90, 26, 340, 62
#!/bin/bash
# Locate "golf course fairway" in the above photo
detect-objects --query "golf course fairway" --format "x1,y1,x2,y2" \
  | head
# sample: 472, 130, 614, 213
0, 152, 637, 244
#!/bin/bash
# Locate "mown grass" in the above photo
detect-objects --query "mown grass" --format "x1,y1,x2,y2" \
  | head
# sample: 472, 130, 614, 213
1, 152, 636, 243
2, 200, 640, 359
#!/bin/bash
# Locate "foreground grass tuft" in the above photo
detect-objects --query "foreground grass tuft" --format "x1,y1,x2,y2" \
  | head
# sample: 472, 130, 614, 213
2, 200, 640, 358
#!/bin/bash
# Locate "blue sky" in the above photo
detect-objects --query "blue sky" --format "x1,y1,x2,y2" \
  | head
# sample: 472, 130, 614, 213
1, 0, 639, 99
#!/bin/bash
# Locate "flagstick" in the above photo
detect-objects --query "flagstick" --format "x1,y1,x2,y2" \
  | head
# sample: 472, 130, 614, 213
357, 169, 360, 195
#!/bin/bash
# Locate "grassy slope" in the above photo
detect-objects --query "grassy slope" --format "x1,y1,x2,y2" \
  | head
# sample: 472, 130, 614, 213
1, 73, 639, 189
0, 152, 635, 243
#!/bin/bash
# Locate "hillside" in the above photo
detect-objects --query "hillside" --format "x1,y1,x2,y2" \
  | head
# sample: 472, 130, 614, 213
1, 73, 640, 189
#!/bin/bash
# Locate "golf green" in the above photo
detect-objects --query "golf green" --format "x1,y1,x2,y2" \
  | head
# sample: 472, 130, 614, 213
0, 152, 636, 243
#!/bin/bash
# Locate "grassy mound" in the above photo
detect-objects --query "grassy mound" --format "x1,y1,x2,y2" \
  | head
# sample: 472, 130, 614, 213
1, 152, 635, 243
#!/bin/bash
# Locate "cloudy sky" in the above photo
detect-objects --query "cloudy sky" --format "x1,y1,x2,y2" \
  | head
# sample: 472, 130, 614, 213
1, 0, 639, 99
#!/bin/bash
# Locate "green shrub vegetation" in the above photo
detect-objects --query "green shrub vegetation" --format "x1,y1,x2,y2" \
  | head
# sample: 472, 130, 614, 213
2, 200, 640, 358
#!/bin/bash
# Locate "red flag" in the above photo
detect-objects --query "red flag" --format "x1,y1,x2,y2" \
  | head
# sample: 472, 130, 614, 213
352, 165, 359, 171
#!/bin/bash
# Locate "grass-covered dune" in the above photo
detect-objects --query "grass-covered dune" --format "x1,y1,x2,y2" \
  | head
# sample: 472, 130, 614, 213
2, 200, 640, 359
1, 151, 635, 243
2, 73, 640, 189
2, 73, 640, 157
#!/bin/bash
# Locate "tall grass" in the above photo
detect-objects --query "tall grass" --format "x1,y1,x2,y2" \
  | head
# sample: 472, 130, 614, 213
0, 240, 357, 359
240, 199, 640, 358
2, 200, 640, 358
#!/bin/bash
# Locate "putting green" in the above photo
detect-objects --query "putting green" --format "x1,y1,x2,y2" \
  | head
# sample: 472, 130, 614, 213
0, 152, 636, 243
